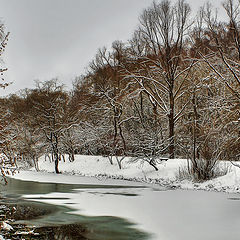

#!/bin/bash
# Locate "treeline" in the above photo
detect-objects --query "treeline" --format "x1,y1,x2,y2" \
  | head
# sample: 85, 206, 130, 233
0, 0, 239, 181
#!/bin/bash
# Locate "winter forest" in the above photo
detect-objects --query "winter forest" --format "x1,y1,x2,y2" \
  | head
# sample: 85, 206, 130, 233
0, 0, 239, 183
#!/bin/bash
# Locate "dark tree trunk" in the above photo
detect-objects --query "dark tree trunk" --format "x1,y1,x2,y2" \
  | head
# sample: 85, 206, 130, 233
168, 90, 175, 159
52, 134, 60, 174
55, 157, 60, 174
149, 159, 158, 171
71, 150, 75, 162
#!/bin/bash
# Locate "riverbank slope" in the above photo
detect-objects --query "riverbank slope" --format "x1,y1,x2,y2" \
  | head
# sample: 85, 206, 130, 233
12, 155, 240, 193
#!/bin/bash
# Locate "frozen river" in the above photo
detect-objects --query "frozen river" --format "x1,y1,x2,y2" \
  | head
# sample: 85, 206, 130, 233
1, 176, 240, 240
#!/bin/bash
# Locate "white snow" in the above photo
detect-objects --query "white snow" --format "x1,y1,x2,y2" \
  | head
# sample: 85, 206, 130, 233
1, 221, 13, 231
15, 230, 39, 236
27, 155, 182, 183
13, 155, 240, 193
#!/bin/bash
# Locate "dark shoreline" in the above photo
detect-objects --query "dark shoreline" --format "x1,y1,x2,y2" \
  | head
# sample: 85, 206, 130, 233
0, 177, 150, 240
0, 202, 88, 240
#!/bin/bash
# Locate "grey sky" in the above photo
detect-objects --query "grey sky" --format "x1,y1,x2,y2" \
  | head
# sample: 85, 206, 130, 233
0, 0, 224, 96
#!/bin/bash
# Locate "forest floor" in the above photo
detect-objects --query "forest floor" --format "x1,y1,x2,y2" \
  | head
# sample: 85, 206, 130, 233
12, 155, 240, 194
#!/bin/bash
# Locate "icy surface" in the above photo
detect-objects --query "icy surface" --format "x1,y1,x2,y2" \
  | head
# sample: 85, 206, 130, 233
17, 176, 240, 240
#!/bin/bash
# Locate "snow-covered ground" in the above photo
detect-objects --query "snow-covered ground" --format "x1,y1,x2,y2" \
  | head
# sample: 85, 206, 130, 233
13, 155, 240, 193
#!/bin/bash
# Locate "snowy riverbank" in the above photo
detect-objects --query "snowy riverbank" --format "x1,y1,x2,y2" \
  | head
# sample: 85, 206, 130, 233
7, 156, 240, 240
11, 155, 240, 194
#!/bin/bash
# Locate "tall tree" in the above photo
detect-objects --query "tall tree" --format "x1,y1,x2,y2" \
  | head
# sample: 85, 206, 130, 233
0, 23, 9, 89
25, 80, 69, 173
191, 0, 240, 162
125, 0, 192, 158
0, 21, 12, 181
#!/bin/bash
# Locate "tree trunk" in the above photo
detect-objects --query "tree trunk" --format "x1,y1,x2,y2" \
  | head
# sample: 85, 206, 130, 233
149, 159, 158, 171
71, 149, 75, 162
52, 136, 60, 174
168, 91, 175, 159
55, 156, 60, 174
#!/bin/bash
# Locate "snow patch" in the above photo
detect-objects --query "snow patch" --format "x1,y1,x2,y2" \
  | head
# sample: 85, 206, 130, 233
1, 221, 13, 231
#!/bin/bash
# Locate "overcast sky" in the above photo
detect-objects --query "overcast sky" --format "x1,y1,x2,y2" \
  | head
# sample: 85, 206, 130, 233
0, 0, 224, 96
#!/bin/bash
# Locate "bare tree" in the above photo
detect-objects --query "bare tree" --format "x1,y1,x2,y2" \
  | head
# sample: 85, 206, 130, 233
190, 0, 240, 163
0, 23, 9, 89
196, 0, 240, 101
87, 45, 130, 160
25, 80, 70, 173
125, 0, 193, 158
0, 21, 13, 182
178, 60, 238, 181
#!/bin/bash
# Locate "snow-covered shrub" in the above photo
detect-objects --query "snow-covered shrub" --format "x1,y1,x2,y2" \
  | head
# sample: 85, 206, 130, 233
177, 159, 230, 182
